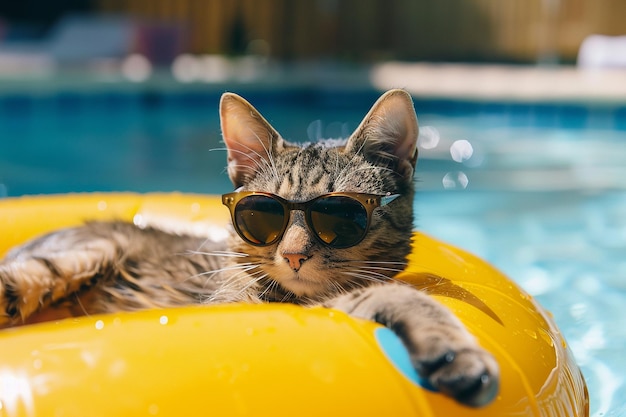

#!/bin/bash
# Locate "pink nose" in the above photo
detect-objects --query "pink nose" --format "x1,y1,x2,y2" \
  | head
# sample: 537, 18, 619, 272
283, 253, 309, 271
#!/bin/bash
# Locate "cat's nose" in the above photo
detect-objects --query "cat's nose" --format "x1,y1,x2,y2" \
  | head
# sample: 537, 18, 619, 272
283, 253, 309, 271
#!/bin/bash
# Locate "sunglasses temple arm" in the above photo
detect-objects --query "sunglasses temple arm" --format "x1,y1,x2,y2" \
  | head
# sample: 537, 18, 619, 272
380, 194, 401, 206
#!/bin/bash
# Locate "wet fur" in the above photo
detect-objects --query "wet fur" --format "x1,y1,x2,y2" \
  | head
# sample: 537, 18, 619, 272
0, 90, 498, 407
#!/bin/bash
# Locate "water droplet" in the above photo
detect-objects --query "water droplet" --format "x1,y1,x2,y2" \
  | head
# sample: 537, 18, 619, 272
450, 139, 474, 163
307, 119, 323, 141
538, 329, 554, 347
159, 315, 169, 325
418, 126, 440, 149
95, 320, 104, 330
442, 171, 469, 189
524, 328, 538, 339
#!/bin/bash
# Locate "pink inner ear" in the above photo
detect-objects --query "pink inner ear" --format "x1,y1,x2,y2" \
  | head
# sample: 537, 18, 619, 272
222, 116, 267, 166
383, 107, 419, 157
346, 89, 419, 168
376, 91, 419, 159
219, 93, 282, 186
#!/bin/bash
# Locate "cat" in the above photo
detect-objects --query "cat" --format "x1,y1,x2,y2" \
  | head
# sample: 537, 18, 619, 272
0, 89, 498, 407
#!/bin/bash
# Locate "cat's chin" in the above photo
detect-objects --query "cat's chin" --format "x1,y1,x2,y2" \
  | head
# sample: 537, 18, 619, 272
277, 274, 329, 297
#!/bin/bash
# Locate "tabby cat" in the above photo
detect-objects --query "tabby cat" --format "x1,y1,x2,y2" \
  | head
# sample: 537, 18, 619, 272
0, 89, 498, 407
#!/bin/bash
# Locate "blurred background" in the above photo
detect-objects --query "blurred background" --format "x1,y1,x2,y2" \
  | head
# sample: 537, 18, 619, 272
1, 1, 626, 415
2, 0, 626, 64
1, 0, 625, 195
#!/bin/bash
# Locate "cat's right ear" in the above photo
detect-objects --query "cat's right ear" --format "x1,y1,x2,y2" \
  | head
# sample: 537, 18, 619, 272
220, 93, 286, 188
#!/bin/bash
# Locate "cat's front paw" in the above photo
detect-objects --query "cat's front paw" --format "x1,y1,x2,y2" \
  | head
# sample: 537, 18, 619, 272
415, 344, 499, 407
327, 284, 499, 407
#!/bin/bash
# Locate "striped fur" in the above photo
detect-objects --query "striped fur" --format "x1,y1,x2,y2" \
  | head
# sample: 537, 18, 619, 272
0, 90, 498, 407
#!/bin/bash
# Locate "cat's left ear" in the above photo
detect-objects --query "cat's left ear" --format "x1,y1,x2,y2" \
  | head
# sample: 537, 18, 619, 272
344, 89, 419, 180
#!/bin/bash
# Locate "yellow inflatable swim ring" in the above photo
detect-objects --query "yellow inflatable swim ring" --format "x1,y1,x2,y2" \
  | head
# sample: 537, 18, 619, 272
0, 193, 588, 416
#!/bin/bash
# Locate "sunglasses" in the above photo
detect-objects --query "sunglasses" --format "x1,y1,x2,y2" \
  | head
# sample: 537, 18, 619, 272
222, 191, 400, 249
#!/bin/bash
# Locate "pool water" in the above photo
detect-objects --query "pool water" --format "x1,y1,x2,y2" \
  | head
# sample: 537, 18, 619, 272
1, 88, 625, 415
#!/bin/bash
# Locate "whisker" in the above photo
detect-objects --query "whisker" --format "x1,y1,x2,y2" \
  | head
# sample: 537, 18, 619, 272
351, 268, 405, 280
213, 143, 273, 180
221, 128, 281, 185
249, 129, 280, 185
329, 279, 349, 296
341, 271, 388, 284
340, 261, 407, 276
279, 289, 296, 303
188, 262, 258, 282
213, 144, 269, 173
352, 265, 405, 274
199, 237, 223, 252
341, 261, 406, 269
257, 274, 277, 299
351, 165, 397, 176
196, 261, 257, 274
340, 269, 409, 288
205, 267, 266, 303
226, 159, 268, 178
186, 250, 248, 258
343, 260, 408, 265
233, 271, 265, 292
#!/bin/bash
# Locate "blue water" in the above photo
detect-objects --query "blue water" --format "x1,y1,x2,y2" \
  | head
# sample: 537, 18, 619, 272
1, 87, 625, 415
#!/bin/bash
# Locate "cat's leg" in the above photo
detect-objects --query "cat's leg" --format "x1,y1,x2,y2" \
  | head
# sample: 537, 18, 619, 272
0, 225, 121, 326
323, 283, 499, 407
0, 221, 233, 327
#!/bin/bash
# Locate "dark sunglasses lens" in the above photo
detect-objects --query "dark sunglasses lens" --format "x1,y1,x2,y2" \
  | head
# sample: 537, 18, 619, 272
309, 196, 368, 248
234, 195, 285, 245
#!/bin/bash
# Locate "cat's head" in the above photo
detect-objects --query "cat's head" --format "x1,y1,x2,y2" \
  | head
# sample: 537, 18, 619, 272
219, 89, 419, 300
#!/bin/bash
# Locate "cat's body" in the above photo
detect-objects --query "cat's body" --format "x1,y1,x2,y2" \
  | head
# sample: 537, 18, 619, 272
0, 90, 498, 407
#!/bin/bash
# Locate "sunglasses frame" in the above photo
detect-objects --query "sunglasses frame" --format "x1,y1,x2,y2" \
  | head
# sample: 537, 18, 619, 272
222, 191, 400, 248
